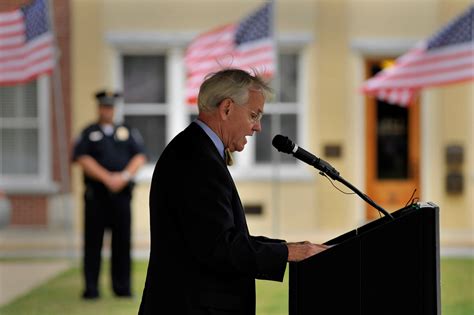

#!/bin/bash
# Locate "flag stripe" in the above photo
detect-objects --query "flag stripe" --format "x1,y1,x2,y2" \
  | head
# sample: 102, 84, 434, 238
0, 10, 22, 24
0, 55, 54, 75
366, 67, 474, 90
393, 46, 473, 71
379, 54, 473, 78
0, 33, 53, 59
0, 23, 24, 36
366, 58, 474, 86
0, 0, 55, 85
367, 50, 474, 85
185, 25, 235, 52
0, 64, 54, 83
0, 35, 24, 47
362, 5, 474, 106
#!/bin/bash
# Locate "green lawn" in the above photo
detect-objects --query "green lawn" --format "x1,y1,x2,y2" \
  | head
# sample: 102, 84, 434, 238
0, 258, 472, 315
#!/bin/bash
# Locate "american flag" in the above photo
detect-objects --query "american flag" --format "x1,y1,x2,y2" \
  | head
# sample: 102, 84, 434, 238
0, 0, 55, 85
185, 1, 274, 104
362, 5, 474, 106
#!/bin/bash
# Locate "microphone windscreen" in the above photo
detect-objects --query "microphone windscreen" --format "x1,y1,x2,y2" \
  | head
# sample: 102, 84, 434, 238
272, 135, 294, 154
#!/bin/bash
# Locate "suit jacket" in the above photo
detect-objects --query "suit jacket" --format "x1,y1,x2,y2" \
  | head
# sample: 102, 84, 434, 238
139, 122, 288, 315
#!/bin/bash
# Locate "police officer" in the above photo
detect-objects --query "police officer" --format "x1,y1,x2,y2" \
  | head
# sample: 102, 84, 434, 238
73, 90, 146, 299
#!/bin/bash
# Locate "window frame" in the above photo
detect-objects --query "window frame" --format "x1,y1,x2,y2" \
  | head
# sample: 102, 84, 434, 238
0, 75, 57, 193
120, 53, 169, 166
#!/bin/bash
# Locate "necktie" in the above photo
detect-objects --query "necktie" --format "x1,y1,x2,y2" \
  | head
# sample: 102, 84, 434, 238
224, 148, 234, 166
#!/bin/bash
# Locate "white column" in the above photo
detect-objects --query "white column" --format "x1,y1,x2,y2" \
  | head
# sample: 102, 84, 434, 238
167, 47, 187, 141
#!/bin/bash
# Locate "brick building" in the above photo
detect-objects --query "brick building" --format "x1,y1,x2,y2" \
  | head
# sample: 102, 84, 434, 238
0, 0, 72, 248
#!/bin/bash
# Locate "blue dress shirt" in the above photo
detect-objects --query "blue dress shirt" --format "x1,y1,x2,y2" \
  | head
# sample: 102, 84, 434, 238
194, 119, 225, 160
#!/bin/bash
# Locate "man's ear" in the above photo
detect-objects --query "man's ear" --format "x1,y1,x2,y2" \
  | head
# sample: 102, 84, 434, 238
218, 98, 232, 121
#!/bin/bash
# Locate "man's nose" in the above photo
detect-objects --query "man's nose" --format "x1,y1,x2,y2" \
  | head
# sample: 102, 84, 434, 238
253, 120, 262, 132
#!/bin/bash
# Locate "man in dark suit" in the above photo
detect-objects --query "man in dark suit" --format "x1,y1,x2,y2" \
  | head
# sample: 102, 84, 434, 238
138, 69, 327, 314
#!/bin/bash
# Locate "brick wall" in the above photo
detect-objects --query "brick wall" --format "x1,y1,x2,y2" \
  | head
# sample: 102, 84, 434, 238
9, 196, 48, 225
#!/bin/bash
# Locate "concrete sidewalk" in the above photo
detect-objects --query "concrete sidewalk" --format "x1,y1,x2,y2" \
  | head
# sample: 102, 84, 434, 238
0, 260, 72, 306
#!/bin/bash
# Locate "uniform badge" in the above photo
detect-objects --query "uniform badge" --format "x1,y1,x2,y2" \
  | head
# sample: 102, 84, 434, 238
116, 126, 129, 141
89, 131, 103, 142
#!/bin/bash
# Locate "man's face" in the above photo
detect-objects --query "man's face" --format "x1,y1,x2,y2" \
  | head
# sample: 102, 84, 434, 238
225, 90, 264, 152
98, 105, 115, 124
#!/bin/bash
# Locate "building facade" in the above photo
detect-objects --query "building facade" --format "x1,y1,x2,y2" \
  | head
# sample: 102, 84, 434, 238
2, 0, 471, 255
71, 0, 473, 251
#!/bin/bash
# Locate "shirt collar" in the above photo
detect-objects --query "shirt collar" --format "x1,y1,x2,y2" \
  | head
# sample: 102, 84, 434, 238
194, 119, 225, 159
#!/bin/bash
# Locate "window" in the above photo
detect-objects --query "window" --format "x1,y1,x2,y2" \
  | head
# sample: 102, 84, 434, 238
0, 76, 53, 191
255, 53, 299, 164
1, 82, 39, 175
122, 55, 168, 164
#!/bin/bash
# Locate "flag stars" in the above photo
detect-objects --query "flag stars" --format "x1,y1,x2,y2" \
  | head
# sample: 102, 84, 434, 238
235, 3, 271, 46
22, 0, 49, 41
427, 6, 473, 50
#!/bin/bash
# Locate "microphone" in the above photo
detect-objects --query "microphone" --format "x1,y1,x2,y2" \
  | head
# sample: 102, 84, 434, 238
272, 134, 340, 179
272, 134, 394, 219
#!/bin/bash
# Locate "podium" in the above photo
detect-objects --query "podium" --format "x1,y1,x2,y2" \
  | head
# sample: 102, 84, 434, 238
289, 202, 440, 315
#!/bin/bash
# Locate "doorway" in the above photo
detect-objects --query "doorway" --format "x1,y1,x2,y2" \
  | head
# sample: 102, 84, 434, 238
365, 59, 421, 220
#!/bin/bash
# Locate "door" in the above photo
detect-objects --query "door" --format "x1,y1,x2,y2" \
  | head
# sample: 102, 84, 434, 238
365, 59, 421, 220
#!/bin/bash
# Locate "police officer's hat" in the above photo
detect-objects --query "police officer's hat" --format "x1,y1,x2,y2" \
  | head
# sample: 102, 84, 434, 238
95, 90, 122, 106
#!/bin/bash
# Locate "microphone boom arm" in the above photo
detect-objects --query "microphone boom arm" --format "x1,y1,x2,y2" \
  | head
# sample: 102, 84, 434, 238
329, 172, 394, 220
275, 135, 394, 219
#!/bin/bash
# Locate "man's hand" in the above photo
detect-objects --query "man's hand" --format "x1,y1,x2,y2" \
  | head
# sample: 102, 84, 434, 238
105, 172, 129, 193
104, 154, 147, 193
77, 156, 140, 193
287, 241, 329, 262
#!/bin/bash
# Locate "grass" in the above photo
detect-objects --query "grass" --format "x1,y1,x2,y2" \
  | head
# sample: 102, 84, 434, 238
0, 258, 472, 315
441, 258, 474, 315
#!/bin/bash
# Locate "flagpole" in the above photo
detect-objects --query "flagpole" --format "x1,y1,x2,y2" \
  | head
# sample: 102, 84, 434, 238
271, 0, 278, 80
269, 0, 281, 238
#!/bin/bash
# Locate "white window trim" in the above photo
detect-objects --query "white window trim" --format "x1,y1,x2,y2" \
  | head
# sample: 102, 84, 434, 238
107, 31, 314, 182
0, 75, 57, 194
350, 38, 419, 57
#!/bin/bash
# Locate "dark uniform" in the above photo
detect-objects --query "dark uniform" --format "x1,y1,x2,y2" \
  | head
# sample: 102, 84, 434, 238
73, 122, 145, 298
